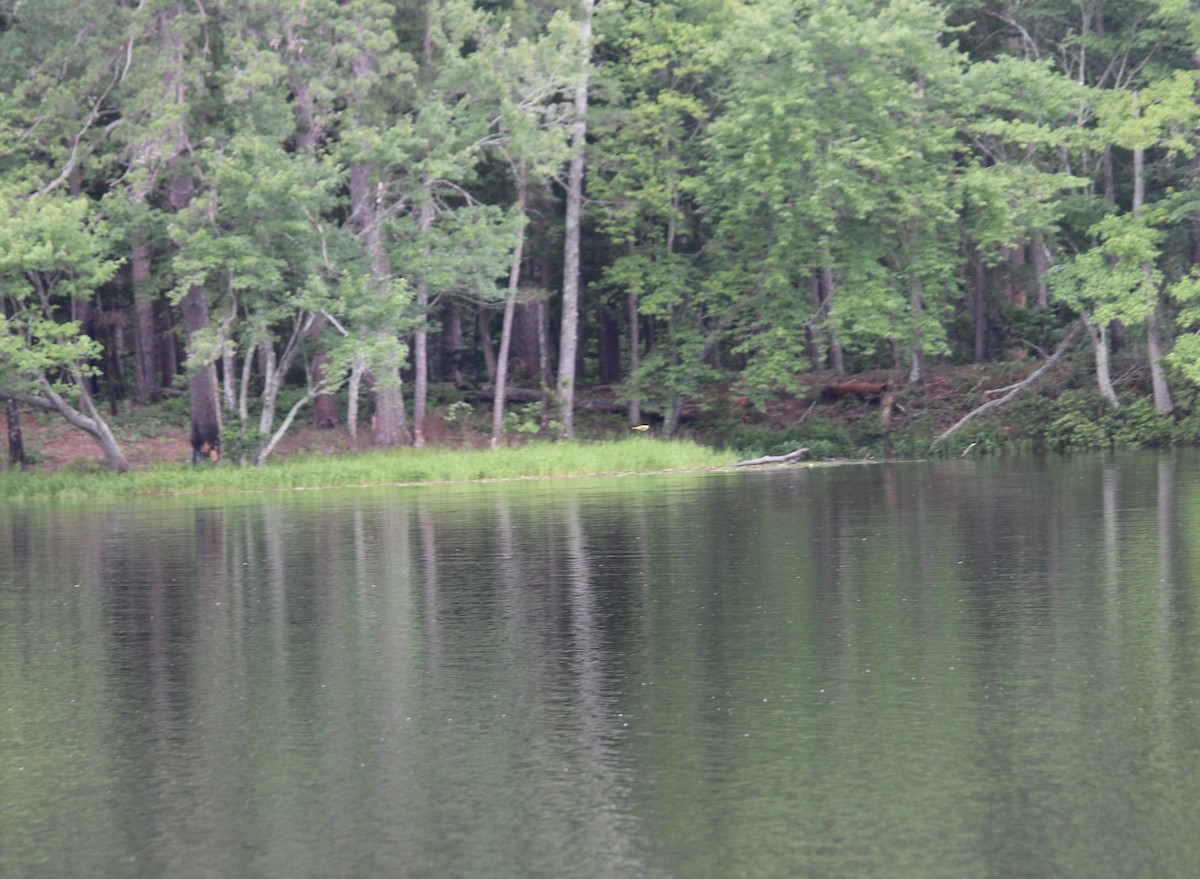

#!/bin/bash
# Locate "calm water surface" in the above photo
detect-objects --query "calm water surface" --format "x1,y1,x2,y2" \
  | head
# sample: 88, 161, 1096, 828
3, 451, 1200, 878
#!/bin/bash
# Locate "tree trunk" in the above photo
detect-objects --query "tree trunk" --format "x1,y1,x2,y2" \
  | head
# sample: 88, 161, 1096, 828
159, 308, 180, 388
973, 252, 986, 363
663, 393, 684, 439
412, 183, 435, 448
492, 173, 527, 448
538, 296, 553, 430
597, 304, 620, 383
820, 261, 844, 373
411, 2, 437, 448
1084, 319, 1119, 407
219, 301, 238, 413
513, 299, 541, 379
312, 351, 339, 428
1190, 150, 1200, 268
1006, 243, 1027, 307
130, 235, 159, 403
180, 283, 223, 462
1132, 132, 1173, 414
477, 305, 497, 385
2, 380, 130, 472
1146, 308, 1174, 413
5, 398, 26, 468
627, 270, 641, 427
556, 0, 594, 439
349, 163, 408, 447
805, 275, 823, 370
908, 273, 925, 385
347, 356, 367, 449
1030, 230, 1050, 308
440, 300, 464, 386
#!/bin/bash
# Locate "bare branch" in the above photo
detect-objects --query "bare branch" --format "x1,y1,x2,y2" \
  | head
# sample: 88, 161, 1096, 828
935, 323, 1083, 443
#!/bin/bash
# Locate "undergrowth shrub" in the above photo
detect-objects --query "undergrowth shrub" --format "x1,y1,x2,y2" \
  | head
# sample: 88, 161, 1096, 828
1109, 399, 1173, 448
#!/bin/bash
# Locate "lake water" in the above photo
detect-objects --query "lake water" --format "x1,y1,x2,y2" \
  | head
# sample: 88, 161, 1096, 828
3, 451, 1200, 878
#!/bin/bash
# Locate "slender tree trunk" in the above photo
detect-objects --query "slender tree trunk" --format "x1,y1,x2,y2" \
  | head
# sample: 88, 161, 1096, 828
257, 339, 278, 437
663, 394, 684, 438
1084, 318, 1119, 407
413, 183, 434, 448
597, 305, 621, 383
159, 309, 179, 389
805, 275, 823, 369
410, 1, 437, 448
1007, 243, 1027, 307
627, 266, 641, 427
1030, 230, 1050, 308
477, 306, 497, 384
908, 273, 924, 385
538, 296, 553, 430
441, 301, 464, 386
820, 261, 844, 373
1146, 309, 1173, 413
1098, 142, 1127, 353
973, 253, 986, 362
5, 398, 26, 468
556, 0, 594, 439
347, 356, 367, 449
1131, 131, 1173, 414
492, 172, 527, 448
220, 301, 237, 413
1190, 150, 1200, 268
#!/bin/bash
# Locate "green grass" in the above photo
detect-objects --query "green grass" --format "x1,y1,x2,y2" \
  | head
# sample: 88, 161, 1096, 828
0, 438, 738, 502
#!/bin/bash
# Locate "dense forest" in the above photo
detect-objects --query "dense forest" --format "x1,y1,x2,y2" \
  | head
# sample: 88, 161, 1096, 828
1, 0, 1199, 470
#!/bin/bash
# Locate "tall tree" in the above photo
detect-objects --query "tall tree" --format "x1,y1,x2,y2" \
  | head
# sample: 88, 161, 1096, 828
0, 190, 129, 470
591, 0, 728, 427
556, 0, 595, 438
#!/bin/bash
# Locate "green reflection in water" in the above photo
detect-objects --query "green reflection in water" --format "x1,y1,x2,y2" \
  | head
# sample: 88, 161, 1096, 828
2, 454, 1200, 878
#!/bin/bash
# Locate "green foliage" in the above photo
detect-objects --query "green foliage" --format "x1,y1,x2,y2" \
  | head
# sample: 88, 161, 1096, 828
1044, 411, 1111, 453
502, 402, 560, 436
443, 400, 476, 426
1034, 392, 1174, 452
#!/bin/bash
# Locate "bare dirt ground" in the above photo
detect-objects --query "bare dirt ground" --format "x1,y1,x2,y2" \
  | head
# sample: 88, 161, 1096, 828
11, 414, 355, 473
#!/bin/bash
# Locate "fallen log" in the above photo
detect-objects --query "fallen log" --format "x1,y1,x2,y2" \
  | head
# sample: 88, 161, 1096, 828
735, 447, 809, 466
821, 381, 889, 401
934, 322, 1083, 443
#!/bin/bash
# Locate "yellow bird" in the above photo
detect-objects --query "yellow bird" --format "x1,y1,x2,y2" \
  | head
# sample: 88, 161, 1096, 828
631, 424, 651, 432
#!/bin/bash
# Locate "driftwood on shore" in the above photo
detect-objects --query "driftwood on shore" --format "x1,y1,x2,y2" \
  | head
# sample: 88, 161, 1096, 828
735, 447, 809, 466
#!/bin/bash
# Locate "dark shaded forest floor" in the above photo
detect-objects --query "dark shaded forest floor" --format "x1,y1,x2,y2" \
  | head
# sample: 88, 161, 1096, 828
5, 356, 1161, 473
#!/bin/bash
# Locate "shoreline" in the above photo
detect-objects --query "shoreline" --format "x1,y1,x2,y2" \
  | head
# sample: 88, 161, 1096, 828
0, 438, 742, 503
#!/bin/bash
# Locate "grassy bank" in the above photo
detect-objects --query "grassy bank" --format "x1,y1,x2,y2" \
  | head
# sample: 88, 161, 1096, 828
0, 438, 738, 502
